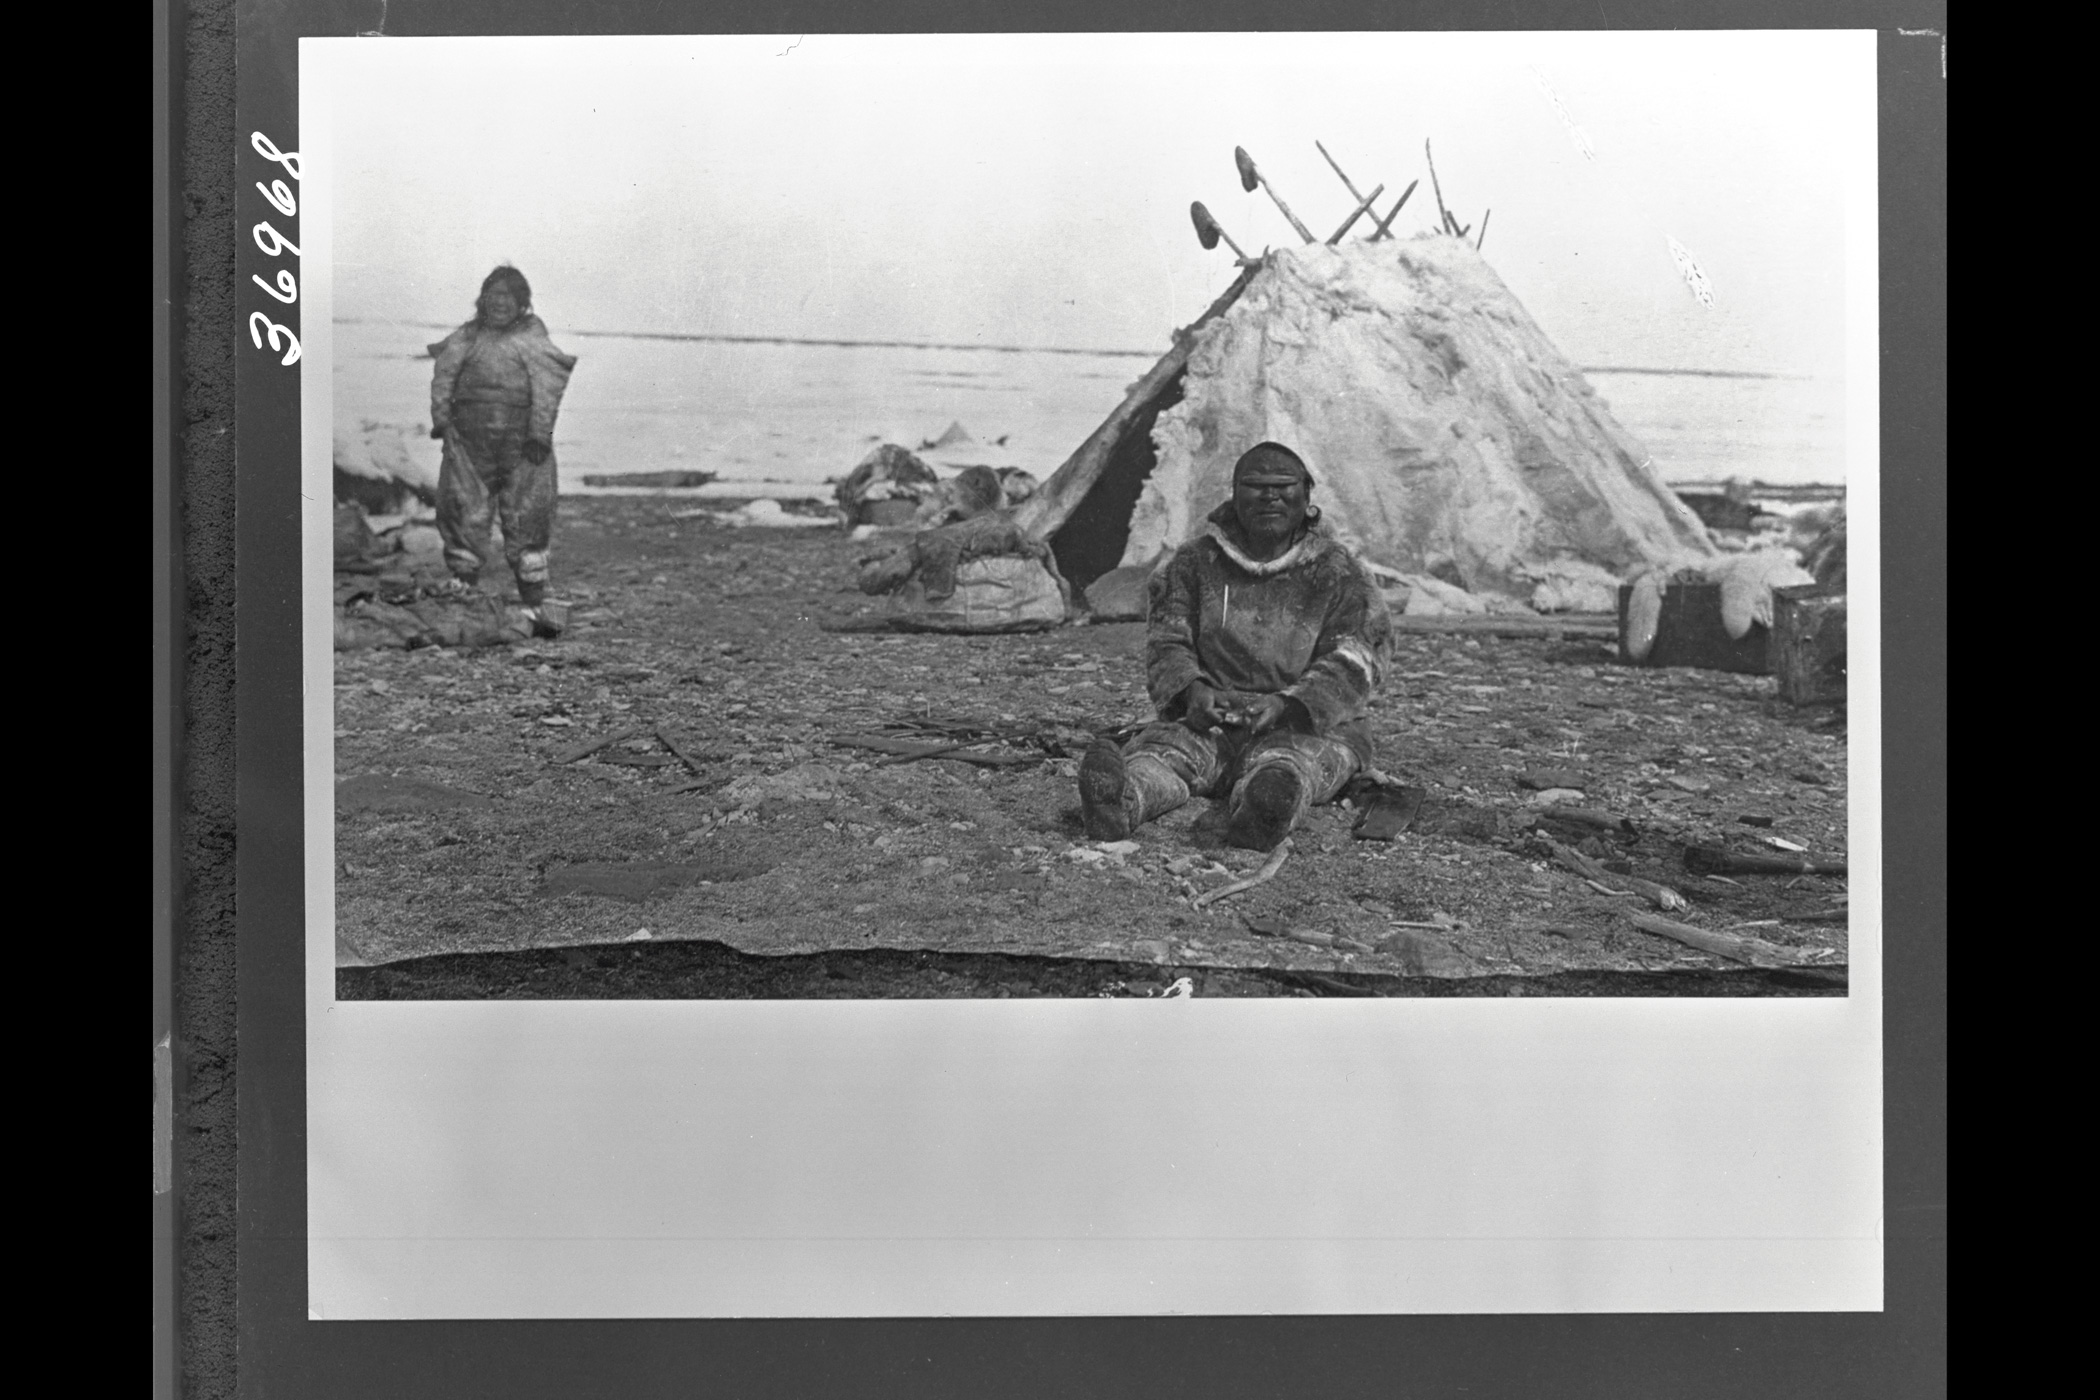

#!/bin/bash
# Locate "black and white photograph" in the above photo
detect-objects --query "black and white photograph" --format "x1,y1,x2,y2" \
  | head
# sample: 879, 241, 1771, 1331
294, 28, 1887, 1320
318, 32, 1866, 1002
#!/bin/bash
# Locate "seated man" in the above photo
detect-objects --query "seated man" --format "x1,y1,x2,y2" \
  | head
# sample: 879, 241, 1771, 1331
1079, 442, 1392, 850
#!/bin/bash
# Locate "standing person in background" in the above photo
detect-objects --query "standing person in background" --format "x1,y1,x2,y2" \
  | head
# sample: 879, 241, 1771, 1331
428, 265, 577, 634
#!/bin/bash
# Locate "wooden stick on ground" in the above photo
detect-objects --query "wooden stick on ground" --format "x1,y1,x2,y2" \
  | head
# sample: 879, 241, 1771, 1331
550, 727, 641, 764
653, 725, 708, 778
1533, 806, 1638, 835
881, 742, 966, 766
1245, 920, 1374, 953
1629, 913, 1809, 969
1193, 840, 1293, 910
1543, 837, 1689, 913
1274, 970, 1378, 997
1388, 614, 1619, 640
830, 734, 1037, 767
1684, 845, 1849, 877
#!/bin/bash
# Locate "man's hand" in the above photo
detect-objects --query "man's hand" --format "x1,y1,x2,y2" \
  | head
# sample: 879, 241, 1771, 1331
521, 439, 552, 465
1182, 680, 1230, 733
1239, 694, 1291, 734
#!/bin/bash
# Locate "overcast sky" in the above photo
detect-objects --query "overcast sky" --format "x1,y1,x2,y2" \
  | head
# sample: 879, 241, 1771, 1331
317, 30, 1871, 376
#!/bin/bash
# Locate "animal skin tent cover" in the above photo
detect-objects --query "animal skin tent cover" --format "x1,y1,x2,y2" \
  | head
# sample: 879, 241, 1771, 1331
1016, 236, 1719, 607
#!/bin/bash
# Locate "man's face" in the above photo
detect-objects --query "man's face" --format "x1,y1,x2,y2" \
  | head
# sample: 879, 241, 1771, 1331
1233, 464, 1310, 542
480, 286, 521, 329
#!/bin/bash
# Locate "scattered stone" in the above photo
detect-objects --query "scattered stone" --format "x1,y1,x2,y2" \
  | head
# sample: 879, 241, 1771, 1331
537, 855, 776, 902
336, 775, 494, 813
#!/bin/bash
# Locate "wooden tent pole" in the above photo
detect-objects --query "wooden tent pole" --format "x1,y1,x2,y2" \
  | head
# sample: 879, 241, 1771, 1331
1425, 139, 1454, 235
1315, 141, 1377, 210
1326, 183, 1385, 244
1367, 180, 1418, 240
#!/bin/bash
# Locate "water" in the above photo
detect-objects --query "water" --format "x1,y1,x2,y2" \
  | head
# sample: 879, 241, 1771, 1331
1578, 369, 1846, 488
333, 319, 1847, 496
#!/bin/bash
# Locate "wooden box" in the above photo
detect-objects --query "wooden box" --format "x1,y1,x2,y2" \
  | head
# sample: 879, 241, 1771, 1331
1616, 582, 1771, 674
1768, 584, 1847, 705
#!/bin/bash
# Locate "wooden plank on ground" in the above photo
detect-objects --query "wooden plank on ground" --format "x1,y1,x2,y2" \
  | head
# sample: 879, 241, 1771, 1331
829, 734, 1039, 767
1390, 614, 1617, 640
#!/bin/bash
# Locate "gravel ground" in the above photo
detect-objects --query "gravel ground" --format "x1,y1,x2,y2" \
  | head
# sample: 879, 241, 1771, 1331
332, 496, 1850, 997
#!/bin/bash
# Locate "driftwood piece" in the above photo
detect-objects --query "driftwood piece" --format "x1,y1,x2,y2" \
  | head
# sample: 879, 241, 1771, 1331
1533, 806, 1637, 836
829, 734, 1037, 768
1389, 614, 1619, 640
550, 727, 641, 764
1543, 838, 1689, 912
653, 725, 708, 778
1273, 970, 1378, 997
881, 741, 967, 766
1629, 913, 1809, 968
1193, 840, 1292, 910
1244, 917, 1374, 953
1683, 845, 1848, 877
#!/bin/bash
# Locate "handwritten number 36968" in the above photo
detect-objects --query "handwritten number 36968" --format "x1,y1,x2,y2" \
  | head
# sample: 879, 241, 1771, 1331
248, 132, 302, 367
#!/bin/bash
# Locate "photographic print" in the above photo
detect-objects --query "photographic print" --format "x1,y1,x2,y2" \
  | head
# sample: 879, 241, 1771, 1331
318, 32, 1863, 1003
293, 28, 1887, 1321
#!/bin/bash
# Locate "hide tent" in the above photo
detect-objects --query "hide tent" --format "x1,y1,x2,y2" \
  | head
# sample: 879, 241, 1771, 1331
1012, 236, 1718, 609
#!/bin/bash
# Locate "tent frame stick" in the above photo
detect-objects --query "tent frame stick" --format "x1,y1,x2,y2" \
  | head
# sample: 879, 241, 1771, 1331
1425, 138, 1454, 235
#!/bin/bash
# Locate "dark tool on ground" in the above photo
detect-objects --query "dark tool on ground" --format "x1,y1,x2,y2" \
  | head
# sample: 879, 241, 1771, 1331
1348, 780, 1424, 841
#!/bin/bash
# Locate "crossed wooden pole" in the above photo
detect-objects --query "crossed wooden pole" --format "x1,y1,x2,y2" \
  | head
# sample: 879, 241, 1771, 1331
1190, 141, 1491, 261
1316, 141, 1416, 242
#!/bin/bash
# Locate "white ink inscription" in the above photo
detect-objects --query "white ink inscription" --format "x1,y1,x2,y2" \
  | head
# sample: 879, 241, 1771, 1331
247, 131, 302, 367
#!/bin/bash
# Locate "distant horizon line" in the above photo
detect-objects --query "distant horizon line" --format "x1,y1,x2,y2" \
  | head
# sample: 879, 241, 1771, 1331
334, 317, 1815, 379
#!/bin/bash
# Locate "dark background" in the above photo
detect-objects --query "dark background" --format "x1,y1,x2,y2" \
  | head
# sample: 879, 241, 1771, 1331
159, 2, 1945, 1395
